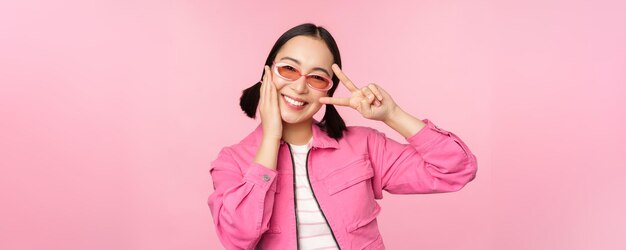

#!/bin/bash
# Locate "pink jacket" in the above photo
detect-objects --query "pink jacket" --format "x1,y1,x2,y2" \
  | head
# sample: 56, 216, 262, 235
208, 119, 477, 249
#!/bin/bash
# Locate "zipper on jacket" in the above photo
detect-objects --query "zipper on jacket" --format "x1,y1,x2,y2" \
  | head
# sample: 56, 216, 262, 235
304, 149, 340, 248
287, 145, 300, 250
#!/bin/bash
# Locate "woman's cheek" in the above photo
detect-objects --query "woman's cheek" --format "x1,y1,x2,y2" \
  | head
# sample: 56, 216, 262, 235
272, 78, 287, 89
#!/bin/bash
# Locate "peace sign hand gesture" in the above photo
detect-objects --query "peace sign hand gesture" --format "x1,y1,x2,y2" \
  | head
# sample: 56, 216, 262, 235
319, 64, 399, 122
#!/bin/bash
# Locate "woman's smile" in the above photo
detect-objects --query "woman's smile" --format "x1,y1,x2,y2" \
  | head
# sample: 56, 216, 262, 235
282, 94, 308, 110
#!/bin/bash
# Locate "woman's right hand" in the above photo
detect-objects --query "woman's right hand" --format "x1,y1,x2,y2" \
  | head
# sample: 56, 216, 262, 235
253, 66, 282, 170
258, 65, 283, 141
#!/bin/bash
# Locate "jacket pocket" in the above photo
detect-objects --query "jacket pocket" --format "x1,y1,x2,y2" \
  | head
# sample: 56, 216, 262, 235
266, 225, 281, 234
346, 202, 381, 232
324, 156, 374, 195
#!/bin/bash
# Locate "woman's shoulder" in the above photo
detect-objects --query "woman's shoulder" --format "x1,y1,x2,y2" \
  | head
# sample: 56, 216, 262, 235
343, 125, 381, 138
218, 138, 258, 155
213, 127, 262, 160
211, 141, 258, 169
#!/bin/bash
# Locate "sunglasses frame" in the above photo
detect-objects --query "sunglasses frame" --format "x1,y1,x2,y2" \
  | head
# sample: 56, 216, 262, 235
271, 61, 334, 91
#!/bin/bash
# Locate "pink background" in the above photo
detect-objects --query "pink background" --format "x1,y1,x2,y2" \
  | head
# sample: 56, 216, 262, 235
1, 1, 625, 249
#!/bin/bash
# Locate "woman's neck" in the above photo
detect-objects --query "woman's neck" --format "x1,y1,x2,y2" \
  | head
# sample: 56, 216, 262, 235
282, 120, 313, 145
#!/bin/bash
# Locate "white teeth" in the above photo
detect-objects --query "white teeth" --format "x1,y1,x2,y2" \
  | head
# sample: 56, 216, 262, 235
284, 95, 305, 106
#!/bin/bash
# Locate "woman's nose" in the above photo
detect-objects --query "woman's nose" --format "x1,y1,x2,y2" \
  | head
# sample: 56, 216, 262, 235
291, 76, 308, 93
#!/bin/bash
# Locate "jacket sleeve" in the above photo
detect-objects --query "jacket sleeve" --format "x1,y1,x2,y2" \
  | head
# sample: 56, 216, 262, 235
368, 119, 478, 199
207, 146, 278, 250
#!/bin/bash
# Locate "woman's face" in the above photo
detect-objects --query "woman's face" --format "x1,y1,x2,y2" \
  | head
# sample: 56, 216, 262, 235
271, 35, 334, 125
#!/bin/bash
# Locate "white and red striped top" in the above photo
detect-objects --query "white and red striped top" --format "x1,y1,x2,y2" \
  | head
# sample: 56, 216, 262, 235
289, 139, 339, 250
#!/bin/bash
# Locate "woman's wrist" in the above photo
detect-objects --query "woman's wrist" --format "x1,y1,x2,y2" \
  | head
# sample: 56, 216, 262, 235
261, 136, 281, 145
254, 137, 281, 170
383, 106, 426, 139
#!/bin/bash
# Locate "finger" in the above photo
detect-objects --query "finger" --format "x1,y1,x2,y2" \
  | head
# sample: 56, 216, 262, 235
266, 65, 275, 87
361, 88, 380, 107
268, 66, 279, 105
262, 66, 271, 105
367, 83, 384, 101
377, 86, 392, 99
259, 70, 266, 109
263, 66, 270, 94
261, 67, 267, 93
266, 66, 277, 104
360, 87, 376, 103
319, 96, 351, 107
373, 99, 381, 107
359, 98, 372, 114
331, 64, 359, 92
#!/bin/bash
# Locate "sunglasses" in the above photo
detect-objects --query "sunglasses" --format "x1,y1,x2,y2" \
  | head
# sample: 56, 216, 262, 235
272, 62, 333, 91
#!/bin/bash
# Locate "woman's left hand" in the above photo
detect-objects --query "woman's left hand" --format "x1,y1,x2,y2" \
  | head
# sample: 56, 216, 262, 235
319, 64, 398, 121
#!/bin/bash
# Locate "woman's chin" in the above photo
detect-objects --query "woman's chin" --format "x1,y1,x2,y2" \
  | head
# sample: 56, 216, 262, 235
280, 113, 310, 125
280, 115, 301, 124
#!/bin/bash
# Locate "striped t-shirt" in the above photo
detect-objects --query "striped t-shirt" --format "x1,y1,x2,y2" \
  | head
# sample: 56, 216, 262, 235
289, 139, 339, 250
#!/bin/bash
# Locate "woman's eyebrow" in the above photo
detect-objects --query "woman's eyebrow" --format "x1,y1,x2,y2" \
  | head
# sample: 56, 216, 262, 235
280, 56, 331, 76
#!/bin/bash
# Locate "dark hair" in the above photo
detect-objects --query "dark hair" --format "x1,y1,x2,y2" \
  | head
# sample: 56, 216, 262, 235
239, 23, 347, 139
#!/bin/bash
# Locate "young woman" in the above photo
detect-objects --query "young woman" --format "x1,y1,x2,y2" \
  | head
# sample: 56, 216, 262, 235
208, 23, 478, 250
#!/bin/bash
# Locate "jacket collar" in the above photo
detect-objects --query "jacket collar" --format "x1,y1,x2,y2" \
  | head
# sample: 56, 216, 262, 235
247, 119, 340, 149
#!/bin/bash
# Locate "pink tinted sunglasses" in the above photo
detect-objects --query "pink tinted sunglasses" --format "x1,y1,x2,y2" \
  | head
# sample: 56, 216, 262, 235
272, 62, 333, 91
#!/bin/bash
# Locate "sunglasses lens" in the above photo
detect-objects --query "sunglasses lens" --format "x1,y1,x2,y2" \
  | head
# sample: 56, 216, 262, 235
307, 75, 331, 90
276, 65, 300, 80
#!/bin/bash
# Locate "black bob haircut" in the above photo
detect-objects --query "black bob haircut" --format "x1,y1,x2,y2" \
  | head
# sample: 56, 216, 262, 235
239, 23, 347, 139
